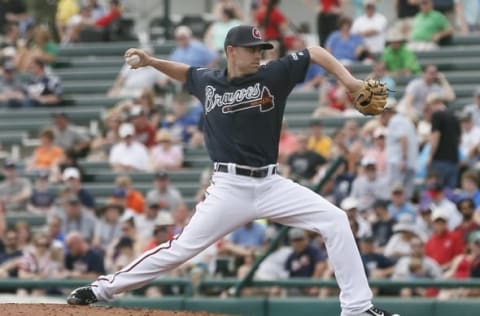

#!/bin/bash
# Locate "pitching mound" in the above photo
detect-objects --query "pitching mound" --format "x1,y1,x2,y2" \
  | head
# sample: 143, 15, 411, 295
1, 304, 226, 316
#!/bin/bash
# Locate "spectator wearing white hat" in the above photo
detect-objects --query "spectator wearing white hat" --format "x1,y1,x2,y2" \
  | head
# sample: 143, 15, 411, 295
150, 129, 184, 171
391, 237, 442, 297
62, 167, 95, 211
109, 123, 150, 172
349, 157, 390, 212
340, 196, 372, 239
384, 215, 419, 259
425, 209, 464, 270
351, 0, 388, 54
380, 105, 418, 199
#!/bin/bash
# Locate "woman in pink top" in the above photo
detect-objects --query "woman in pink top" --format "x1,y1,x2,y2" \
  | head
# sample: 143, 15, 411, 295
150, 129, 184, 171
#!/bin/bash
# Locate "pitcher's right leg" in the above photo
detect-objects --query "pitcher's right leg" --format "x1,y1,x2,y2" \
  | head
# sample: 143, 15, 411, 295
69, 172, 256, 303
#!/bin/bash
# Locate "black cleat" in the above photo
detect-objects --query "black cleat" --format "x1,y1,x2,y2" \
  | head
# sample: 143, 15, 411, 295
67, 286, 98, 305
361, 305, 400, 316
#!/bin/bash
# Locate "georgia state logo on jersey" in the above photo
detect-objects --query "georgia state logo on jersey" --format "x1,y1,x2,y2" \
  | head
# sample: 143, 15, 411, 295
204, 83, 275, 114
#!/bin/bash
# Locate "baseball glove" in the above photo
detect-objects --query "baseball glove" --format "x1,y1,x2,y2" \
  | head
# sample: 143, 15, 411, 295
348, 80, 388, 116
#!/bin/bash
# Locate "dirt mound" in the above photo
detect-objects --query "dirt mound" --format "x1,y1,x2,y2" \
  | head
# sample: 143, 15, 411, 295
0, 304, 226, 316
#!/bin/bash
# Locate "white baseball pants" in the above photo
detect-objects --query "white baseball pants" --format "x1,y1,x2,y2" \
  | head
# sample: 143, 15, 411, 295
91, 171, 372, 316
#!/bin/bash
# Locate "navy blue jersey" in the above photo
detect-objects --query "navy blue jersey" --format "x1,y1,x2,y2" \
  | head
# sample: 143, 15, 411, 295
187, 49, 310, 167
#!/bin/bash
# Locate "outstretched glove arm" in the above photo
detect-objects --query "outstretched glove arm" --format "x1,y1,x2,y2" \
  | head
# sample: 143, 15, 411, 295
348, 80, 388, 116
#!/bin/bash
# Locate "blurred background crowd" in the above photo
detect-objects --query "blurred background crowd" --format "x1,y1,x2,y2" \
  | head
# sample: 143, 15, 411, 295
0, 0, 480, 300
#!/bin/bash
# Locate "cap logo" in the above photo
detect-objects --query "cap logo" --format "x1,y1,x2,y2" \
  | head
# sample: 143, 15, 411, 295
252, 27, 262, 40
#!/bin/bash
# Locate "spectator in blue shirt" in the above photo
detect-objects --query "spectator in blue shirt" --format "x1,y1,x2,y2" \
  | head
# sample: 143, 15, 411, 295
169, 25, 217, 67
62, 167, 95, 211
162, 93, 201, 144
388, 185, 417, 221
21, 59, 62, 107
64, 232, 105, 279
230, 221, 266, 249
325, 16, 370, 64
285, 228, 327, 278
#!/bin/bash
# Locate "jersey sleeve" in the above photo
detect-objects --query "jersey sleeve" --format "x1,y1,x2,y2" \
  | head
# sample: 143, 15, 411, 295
186, 67, 210, 101
269, 48, 311, 89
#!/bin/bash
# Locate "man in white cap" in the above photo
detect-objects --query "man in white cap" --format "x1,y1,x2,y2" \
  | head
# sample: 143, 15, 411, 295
349, 157, 390, 211
380, 104, 418, 199
109, 122, 150, 172
62, 167, 95, 211
351, 0, 388, 54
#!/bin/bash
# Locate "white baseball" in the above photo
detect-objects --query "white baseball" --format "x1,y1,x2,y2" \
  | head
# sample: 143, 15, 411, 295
126, 54, 141, 66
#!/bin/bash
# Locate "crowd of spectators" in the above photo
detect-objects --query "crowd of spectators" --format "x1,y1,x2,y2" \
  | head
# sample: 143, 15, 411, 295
0, 0, 480, 300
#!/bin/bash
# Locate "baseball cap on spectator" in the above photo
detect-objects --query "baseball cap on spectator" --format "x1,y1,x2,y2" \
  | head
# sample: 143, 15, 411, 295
155, 171, 169, 180
431, 208, 448, 222
146, 194, 161, 208
62, 167, 80, 181
36, 169, 50, 179
341, 196, 359, 211
3, 61, 15, 72
391, 183, 404, 195
175, 25, 192, 39
393, 216, 417, 234
224, 25, 274, 51
373, 127, 386, 138
129, 105, 144, 118
363, 0, 376, 6
427, 181, 443, 198
386, 29, 405, 43
155, 211, 174, 226
361, 157, 376, 169
373, 199, 389, 209
425, 92, 444, 105
458, 110, 472, 122
119, 123, 135, 138
156, 129, 172, 143
67, 196, 80, 205
112, 187, 127, 198
288, 228, 306, 241
3, 159, 16, 169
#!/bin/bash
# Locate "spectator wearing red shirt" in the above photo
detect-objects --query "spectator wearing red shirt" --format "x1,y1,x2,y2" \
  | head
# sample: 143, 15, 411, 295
129, 106, 156, 148
425, 209, 464, 270
95, 0, 121, 27
255, 0, 288, 51
306, 0, 344, 47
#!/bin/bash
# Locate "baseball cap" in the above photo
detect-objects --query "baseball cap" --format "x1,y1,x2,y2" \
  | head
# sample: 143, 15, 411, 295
112, 187, 127, 198
3, 159, 16, 169
431, 208, 448, 222
2, 61, 15, 72
391, 183, 404, 194
155, 171, 169, 180
155, 211, 174, 226
119, 123, 135, 138
67, 196, 80, 205
364, 0, 376, 6
361, 157, 376, 168
129, 105, 144, 118
62, 167, 80, 181
224, 25, 274, 51
52, 111, 68, 119
288, 228, 306, 241
36, 169, 50, 179
373, 199, 389, 209
340, 197, 359, 211
373, 127, 386, 138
